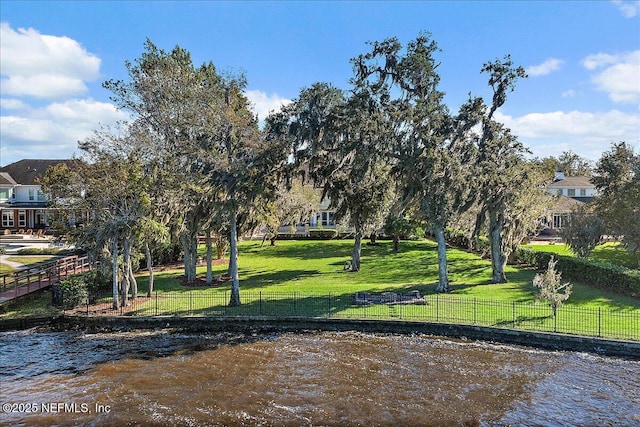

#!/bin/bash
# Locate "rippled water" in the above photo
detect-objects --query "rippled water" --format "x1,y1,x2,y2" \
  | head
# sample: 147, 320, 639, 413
1, 329, 639, 426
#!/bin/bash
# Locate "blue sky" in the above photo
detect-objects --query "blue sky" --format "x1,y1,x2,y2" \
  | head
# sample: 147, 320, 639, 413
1, 0, 639, 166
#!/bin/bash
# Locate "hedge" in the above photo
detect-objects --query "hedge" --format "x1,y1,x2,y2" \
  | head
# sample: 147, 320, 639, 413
514, 247, 640, 297
51, 269, 111, 309
16, 247, 86, 256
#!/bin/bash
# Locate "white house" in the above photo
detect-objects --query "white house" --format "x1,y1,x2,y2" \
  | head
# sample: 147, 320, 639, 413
0, 159, 76, 232
543, 170, 598, 231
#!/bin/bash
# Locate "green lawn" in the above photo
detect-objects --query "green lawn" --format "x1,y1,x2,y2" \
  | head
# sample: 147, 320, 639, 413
523, 242, 639, 269
3, 239, 639, 340
140, 240, 638, 308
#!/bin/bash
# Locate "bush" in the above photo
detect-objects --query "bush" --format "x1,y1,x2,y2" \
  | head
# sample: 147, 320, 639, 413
51, 270, 110, 308
82, 269, 111, 295
308, 229, 338, 239
443, 228, 490, 254
53, 276, 88, 310
514, 248, 640, 297
16, 247, 86, 256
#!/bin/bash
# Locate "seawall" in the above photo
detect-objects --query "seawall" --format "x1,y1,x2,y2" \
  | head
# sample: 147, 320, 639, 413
1, 315, 638, 360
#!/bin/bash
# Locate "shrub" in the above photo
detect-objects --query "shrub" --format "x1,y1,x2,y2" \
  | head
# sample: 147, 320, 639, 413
514, 247, 640, 297
308, 229, 338, 239
82, 269, 111, 295
16, 247, 86, 256
53, 276, 88, 310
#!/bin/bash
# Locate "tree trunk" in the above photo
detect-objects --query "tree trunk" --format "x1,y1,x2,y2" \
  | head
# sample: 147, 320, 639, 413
489, 209, 508, 283
369, 231, 377, 245
434, 225, 451, 293
111, 239, 119, 310
206, 231, 213, 285
216, 235, 227, 259
126, 238, 138, 299
145, 242, 154, 297
228, 212, 241, 306
122, 239, 131, 306
351, 229, 363, 271
181, 233, 198, 284
393, 234, 400, 252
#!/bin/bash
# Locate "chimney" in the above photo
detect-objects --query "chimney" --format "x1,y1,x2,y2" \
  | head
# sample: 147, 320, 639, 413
554, 168, 564, 182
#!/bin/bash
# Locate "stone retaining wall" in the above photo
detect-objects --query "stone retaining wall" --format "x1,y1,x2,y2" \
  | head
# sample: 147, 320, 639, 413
1, 315, 638, 360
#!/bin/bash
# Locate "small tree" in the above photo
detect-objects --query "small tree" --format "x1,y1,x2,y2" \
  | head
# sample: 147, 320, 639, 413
562, 205, 603, 258
533, 256, 572, 317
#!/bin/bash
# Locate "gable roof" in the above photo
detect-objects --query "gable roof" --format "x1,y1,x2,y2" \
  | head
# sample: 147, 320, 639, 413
0, 172, 17, 186
547, 176, 594, 189
0, 159, 77, 185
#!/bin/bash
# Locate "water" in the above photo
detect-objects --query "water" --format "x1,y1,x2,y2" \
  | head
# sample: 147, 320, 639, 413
1, 329, 639, 426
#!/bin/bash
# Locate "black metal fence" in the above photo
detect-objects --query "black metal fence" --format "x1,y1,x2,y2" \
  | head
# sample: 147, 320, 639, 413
65, 290, 640, 341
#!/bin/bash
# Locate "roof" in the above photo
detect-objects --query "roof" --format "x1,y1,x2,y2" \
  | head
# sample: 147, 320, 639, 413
547, 176, 594, 189
551, 195, 585, 212
0, 159, 77, 185
0, 172, 17, 186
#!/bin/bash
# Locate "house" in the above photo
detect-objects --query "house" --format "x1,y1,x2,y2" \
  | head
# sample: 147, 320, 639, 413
0, 159, 76, 232
542, 170, 598, 232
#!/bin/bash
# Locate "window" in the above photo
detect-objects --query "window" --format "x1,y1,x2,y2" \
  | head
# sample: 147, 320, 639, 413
28, 189, 35, 201
580, 189, 586, 196
567, 189, 576, 197
0, 188, 8, 200
553, 213, 569, 229
1, 211, 14, 227
18, 211, 26, 227
556, 189, 563, 196
37, 190, 46, 201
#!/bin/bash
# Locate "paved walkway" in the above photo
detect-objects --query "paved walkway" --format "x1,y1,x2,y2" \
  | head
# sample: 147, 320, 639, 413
0, 255, 25, 270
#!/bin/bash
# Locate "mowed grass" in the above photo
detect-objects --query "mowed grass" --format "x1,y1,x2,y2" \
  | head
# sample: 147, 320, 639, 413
523, 242, 639, 269
115, 239, 638, 340
136, 239, 639, 311
3, 239, 639, 339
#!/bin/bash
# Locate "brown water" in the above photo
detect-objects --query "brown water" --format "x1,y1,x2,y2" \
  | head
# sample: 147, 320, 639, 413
1, 330, 639, 426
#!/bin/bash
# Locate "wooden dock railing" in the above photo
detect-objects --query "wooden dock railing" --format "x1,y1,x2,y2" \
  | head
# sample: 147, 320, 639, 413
0, 255, 92, 302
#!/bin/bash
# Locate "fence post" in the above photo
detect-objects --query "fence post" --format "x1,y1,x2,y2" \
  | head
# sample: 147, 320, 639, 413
328, 293, 331, 318
155, 290, 158, 316
259, 291, 262, 316
189, 290, 193, 315
474, 298, 477, 325
436, 294, 439, 322
598, 307, 601, 337
512, 301, 516, 327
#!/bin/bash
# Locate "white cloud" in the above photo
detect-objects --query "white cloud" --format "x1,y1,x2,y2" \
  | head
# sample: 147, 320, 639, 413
561, 89, 576, 98
495, 109, 640, 161
582, 50, 640, 104
0, 22, 101, 99
244, 89, 292, 122
0, 99, 128, 165
612, 0, 640, 18
526, 58, 564, 77
0, 98, 28, 110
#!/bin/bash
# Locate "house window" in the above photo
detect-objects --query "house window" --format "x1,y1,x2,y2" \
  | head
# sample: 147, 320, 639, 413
2, 211, 14, 227
0, 188, 8, 200
567, 189, 576, 197
556, 189, 563, 196
580, 189, 586, 196
553, 213, 569, 229
37, 190, 46, 201
29, 189, 35, 201
18, 210, 26, 228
